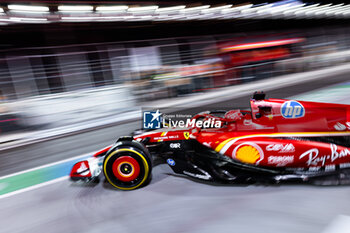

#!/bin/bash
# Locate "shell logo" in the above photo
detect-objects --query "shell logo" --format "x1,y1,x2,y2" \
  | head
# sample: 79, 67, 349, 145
233, 142, 264, 165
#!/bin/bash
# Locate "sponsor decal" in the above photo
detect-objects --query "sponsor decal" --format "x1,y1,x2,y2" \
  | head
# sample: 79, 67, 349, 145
183, 132, 190, 140
309, 166, 321, 171
143, 110, 162, 129
325, 165, 336, 171
268, 155, 294, 166
280, 101, 305, 119
340, 163, 350, 168
233, 142, 264, 165
334, 122, 350, 131
334, 122, 346, 131
77, 161, 89, 176
224, 110, 243, 121
154, 136, 168, 141
154, 135, 179, 140
167, 158, 176, 166
266, 143, 295, 153
170, 143, 181, 149
300, 144, 350, 166
72, 159, 100, 177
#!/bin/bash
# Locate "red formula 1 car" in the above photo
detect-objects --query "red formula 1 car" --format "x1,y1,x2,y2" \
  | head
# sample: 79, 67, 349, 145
70, 92, 350, 190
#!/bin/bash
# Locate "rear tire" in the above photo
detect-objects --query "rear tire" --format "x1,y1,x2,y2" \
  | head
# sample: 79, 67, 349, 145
103, 140, 152, 190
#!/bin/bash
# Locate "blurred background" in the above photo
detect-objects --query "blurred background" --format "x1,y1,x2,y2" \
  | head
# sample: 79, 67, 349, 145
0, 0, 350, 135
2, 1, 350, 233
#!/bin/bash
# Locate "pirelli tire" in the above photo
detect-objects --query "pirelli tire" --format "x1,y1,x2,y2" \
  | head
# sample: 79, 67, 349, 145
103, 140, 152, 190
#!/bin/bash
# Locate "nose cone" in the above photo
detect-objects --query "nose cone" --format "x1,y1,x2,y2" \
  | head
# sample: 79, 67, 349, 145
70, 160, 92, 181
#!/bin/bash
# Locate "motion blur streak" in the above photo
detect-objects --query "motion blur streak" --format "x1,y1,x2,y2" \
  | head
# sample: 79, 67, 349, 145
0, 0, 350, 232
0, 153, 91, 196
0, 29, 348, 136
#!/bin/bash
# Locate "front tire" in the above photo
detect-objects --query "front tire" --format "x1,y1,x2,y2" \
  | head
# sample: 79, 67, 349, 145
103, 140, 152, 190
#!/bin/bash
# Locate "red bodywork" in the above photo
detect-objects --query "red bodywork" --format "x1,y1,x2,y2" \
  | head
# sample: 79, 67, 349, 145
72, 97, 350, 180
132, 98, 350, 168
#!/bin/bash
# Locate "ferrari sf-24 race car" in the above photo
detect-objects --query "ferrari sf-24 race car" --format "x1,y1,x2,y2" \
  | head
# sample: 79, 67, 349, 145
70, 92, 350, 190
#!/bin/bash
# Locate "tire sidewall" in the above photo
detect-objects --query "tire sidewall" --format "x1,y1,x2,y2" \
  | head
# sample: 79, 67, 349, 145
103, 140, 152, 190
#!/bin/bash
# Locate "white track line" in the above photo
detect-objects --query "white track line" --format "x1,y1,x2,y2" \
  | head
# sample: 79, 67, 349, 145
2, 62, 350, 153
0, 151, 93, 180
154, 62, 350, 109
0, 149, 103, 199
0, 176, 68, 200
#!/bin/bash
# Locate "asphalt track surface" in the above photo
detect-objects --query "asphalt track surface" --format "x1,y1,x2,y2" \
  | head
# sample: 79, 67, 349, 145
1, 73, 350, 233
